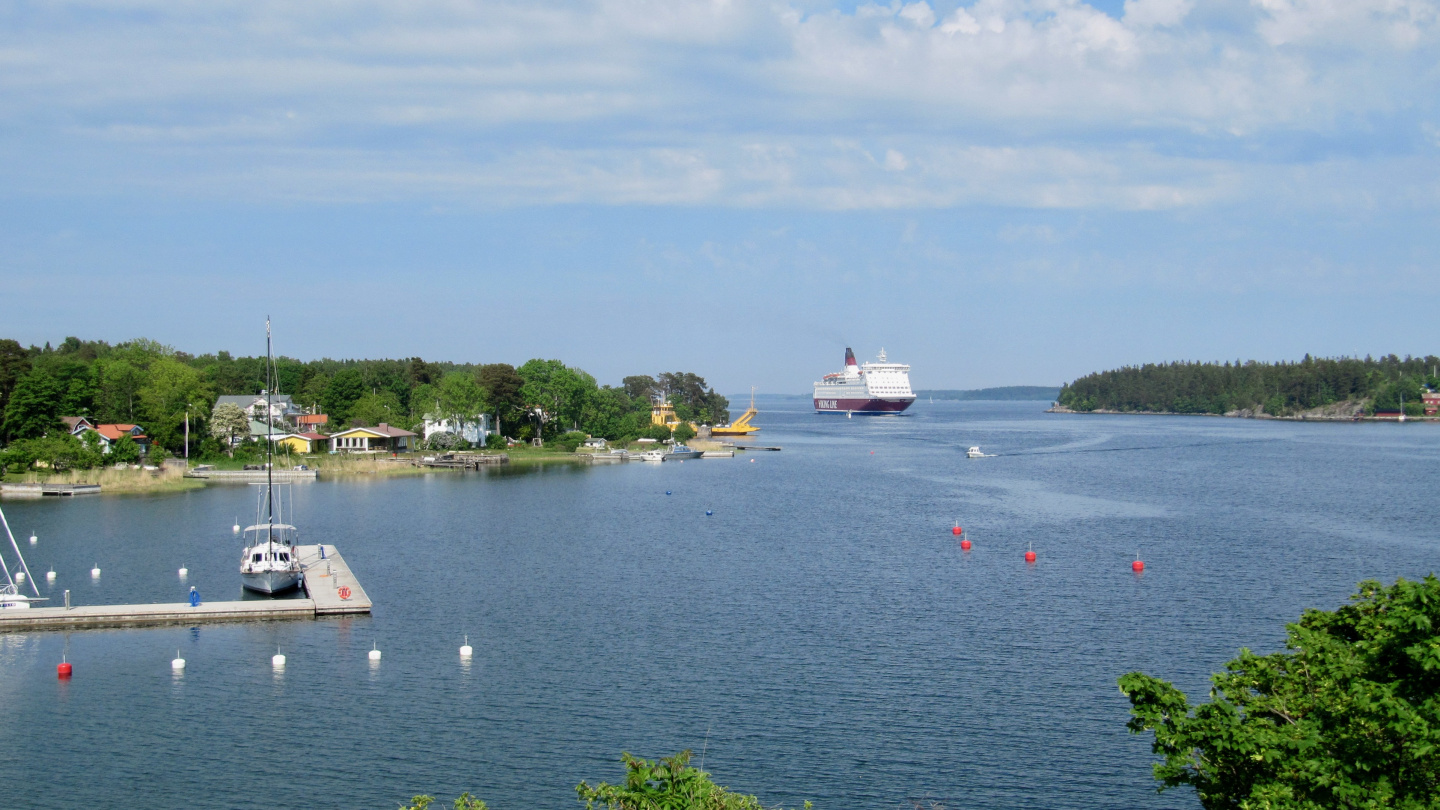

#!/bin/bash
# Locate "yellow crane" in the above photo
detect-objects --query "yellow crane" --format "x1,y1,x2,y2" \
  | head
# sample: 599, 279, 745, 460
711, 387, 760, 436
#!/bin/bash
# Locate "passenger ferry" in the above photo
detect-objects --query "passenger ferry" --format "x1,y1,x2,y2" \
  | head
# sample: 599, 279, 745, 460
813, 348, 916, 414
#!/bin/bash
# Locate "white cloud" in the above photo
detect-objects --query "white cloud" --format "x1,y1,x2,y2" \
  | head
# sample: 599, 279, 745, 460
0, 0, 1436, 211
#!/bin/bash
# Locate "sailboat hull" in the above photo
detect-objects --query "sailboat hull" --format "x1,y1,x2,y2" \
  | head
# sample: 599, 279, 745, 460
241, 570, 302, 595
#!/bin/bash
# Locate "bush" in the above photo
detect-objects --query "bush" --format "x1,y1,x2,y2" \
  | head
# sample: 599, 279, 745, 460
553, 431, 588, 452
642, 423, 672, 441
577, 750, 810, 810
672, 422, 696, 443
109, 435, 141, 465
485, 433, 506, 450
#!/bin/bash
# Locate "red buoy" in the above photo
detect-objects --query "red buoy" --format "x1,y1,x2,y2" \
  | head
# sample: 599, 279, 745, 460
1132, 558, 1145, 572
57, 662, 72, 679
960, 538, 972, 551
952, 524, 963, 536
1024, 546, 1037, 563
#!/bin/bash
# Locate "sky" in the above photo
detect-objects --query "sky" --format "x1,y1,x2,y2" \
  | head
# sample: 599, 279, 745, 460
2, 0, 1438, 393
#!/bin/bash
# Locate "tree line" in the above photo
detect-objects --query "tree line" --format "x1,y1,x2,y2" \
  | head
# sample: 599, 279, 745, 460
0, 336, 729, 466
1057, 354, 1440, 416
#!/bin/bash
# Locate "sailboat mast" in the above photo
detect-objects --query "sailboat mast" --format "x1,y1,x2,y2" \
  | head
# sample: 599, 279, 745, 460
266, 317, 275, 545
0, 506, 40, 597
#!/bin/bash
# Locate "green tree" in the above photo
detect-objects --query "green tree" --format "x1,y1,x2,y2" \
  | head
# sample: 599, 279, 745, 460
672, 422, 696, 443
577, 750, 809, 810
209, 402, 250, 455
109, 434, 141, 464
518, 359, 595, 436
138, 357, 212, 451
2, 370, 62, 441
478, 363, 525, 434
349, 390, 403, 427
1120, 576, 1440, 809
323, 368, 366, 425
95, 357, 147, 423
0, 338, 31, 416
437, 371, 487, 438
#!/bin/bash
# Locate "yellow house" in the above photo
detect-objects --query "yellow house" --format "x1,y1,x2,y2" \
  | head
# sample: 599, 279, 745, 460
275, 433, 328, 454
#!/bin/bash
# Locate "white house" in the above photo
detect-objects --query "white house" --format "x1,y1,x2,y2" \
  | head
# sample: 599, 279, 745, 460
422, 413, 492, 446
215, 393, 300, 425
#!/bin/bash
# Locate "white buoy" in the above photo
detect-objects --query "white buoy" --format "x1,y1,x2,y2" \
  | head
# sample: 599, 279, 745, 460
460, 635, 473, 658
29, 533, 37, 545
272, 650, 286, 668
232, 518, 240, 534
15, 571, 24, 583
172, 650, 185, 670
368, 642, 381, 662
46, 569, 56, 582
178, 565, 188, 579
90, 564, 101, 579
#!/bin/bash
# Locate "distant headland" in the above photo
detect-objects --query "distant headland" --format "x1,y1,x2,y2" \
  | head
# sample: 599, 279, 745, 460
1053, 355, 1439, 421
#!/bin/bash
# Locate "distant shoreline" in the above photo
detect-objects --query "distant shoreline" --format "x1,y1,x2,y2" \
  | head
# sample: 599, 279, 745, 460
1046, 404, 1438, 423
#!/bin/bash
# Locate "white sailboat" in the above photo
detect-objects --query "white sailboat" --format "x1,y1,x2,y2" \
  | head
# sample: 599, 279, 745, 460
0, 505, 44, 609
239, 319, 303, 595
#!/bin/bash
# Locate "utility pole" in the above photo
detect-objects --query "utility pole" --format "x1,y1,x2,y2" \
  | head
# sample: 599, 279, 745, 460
185, 404, 192, 459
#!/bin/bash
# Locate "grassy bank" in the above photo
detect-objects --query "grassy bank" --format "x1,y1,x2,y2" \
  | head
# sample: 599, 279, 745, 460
6, 465, 205, 494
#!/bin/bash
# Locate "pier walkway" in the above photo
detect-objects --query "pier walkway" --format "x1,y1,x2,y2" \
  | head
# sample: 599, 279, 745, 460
0, 544, 370, 632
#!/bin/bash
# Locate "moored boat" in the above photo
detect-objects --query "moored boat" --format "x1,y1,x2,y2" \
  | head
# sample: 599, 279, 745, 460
662, 444, 703, 461
0, 505, 43, 609
239, 319, 303, 596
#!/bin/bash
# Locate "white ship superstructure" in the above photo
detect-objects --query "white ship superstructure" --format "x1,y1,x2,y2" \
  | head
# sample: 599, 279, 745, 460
813, 348, 916, 414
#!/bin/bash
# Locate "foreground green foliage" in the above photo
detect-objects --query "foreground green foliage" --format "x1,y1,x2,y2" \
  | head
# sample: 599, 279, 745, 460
1120, 576, 1440, 809
577, 751, 810, 810
399, 751, 808, 810
400, 792, 487, 810
1059, 355, 1439, 416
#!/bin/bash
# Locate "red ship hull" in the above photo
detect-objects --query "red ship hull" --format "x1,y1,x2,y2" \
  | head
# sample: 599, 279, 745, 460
813, 397, 913, 413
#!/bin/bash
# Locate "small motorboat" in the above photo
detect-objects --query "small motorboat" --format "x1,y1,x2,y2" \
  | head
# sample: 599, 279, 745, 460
966, 446, 991, 458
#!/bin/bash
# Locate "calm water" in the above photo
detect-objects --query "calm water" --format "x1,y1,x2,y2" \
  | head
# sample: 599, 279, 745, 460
3, 401, 1438, 809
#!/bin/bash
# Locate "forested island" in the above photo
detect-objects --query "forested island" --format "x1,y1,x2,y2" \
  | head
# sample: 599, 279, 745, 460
0, 335, 730, 472
1056, 355, 1440, 418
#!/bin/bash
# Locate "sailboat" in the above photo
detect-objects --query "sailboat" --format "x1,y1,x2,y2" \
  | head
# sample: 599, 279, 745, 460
239, 319, 303, 595
0, 505, 44, 609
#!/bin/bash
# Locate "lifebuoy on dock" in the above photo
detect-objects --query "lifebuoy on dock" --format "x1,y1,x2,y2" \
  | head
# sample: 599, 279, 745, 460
338, 586, 352, 600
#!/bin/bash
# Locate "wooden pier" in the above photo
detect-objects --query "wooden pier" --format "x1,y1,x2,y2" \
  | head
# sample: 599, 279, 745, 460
0, 544, 370, 632
418, 452, 510, 469
184, 469, 318, 482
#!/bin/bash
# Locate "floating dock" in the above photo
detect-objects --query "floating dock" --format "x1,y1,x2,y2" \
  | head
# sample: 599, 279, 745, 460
0, 544, 370, 632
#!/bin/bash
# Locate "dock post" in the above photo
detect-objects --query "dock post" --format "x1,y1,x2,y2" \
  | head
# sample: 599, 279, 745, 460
64, 590, 70, 610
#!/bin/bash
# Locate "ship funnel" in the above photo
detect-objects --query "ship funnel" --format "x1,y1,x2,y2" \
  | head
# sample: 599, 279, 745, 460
845, 347, 858, 369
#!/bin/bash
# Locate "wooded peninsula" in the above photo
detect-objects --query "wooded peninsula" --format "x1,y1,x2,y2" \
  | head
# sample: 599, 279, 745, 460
0, 336, 731, 473
1056, 354, 1440, 418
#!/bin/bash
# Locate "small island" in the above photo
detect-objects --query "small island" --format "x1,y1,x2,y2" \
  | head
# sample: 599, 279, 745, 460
1053, 354, 1440, 420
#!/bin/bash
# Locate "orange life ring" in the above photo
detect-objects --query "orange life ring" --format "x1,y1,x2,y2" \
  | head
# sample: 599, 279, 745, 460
338, 586, 351, 600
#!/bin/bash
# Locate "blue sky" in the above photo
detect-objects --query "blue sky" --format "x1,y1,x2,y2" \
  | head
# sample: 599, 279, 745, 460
2, 0, 1438, 392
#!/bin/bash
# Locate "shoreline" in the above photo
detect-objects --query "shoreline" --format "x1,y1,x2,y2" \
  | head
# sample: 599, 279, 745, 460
1046, 405, 1438, 423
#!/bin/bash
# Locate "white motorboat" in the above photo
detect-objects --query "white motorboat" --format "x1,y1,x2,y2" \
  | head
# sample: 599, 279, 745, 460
966, 447, 991, 458
0, 505, 43, 609
638, 449, 666, 462
240, 319, 303, 595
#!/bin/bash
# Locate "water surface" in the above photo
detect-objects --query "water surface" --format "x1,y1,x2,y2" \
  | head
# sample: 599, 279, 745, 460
3, 402, 1437, 809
